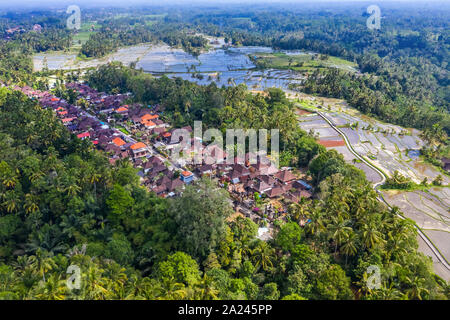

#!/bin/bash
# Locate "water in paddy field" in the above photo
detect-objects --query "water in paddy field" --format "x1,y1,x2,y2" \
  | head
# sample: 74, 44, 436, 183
136, 45, 305, 90
32, 43, 306, 90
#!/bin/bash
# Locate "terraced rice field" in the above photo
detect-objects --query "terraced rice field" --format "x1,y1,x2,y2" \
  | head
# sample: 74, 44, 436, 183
294, 93, 450, 280
381, 188, 450, 271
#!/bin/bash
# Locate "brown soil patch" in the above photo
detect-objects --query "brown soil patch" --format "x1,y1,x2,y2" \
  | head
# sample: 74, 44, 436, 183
318, 139, 346, 147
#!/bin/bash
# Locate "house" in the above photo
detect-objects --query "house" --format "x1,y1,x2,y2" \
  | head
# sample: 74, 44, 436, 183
130, 142, 149, 158
61, 117, 76, 124
112, 137, 126, 147
284, 192, 300, 203
153, 119, 165, 127
203, 144, 226, 165
140, 114, 159, 128
144, 120, 156, 129
119, 150, 130, 159
266, 186, 285, 198
167, 178, 184, 192
156, 176, 172, 188
181, 125, 193, 133
251, 161, 279, 176
77, 132, 90, 140
105, 144, 121, 155
293, 180, 312, 190
180, 171, 194, 184
231, 164, 250, 178
258, 175, 276, 186
115, 106, 129, 114
252, 181, 272, 194
275, 170, 296, 184
151, 127, 166, 135
196, 164, 213, 175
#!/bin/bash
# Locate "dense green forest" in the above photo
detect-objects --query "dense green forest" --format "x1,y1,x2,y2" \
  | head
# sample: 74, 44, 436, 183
0, 14, 71, 84
79, 15, 208, 58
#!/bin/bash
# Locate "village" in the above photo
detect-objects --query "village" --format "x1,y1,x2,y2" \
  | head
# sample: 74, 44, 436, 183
10, 83, 313, 234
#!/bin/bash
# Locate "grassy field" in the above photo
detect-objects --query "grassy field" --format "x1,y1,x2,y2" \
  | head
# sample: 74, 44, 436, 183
71, 22, 100, 51
250, 52, 357, 73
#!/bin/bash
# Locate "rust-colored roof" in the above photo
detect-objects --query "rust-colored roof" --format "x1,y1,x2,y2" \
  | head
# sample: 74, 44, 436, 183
112, 137, 126, 147
181, 171, 193, 177
141, 114, 158, 121
130, 142, 147, 150
116, 107, 128, 113
318, 139, 345, 147
77, 132, 90, 139
144, 120, 156, 127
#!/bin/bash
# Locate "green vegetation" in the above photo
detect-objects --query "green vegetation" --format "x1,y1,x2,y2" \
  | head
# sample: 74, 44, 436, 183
250, 52, 357, 73
1, 77, 447, 299
0, 2, 449, 300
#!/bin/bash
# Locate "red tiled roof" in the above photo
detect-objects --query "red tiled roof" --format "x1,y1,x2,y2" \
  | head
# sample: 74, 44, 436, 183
116, 107, 128, 113
141, 114, 158, 122
181, 171, 193, 177
112, 137, 126, 147
144, 120, 156, 127
130, 142, 147, 150
77, 132, 90, 139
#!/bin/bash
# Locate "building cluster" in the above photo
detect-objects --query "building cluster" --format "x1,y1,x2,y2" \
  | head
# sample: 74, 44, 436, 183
3, 24, 42, 39
11, 82, 313, 224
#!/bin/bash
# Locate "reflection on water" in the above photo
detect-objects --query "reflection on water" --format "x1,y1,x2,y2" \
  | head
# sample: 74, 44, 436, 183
33, 44, 306, 90
136, 45, 304, 90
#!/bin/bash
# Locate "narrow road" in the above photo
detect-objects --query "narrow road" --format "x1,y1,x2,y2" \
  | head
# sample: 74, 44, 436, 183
317, 111, 450, 271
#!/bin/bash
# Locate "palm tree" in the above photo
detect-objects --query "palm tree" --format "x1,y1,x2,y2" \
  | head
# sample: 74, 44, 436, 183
305, 210, 325, 236
29, 249, 56, 282
82, 265, 110, 300
289, 202, 309, 223
405, 276, 429, 300
3, 191, 20, 213
156, 277, 188, 300
340, 231, 358, 265
65, 182, 81, 197
250, 241, 275, 272
32, 274, 68, 300
24, 193, 39, 214
192, 274, 219, 300
1, 172, 17, 189
361, 223, 385, 250
329, 216, 352, 253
